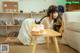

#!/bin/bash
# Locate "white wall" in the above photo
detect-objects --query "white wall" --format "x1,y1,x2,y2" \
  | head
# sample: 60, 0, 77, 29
19, 0, 57, 13
0, 0, 66, 13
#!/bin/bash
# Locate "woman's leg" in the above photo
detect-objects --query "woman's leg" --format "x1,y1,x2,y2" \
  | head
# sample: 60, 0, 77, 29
5, 37, 20, 43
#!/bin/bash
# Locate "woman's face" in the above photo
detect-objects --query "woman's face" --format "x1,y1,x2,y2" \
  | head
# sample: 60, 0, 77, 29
53, 12, 58, 19
50, 12, 58, 19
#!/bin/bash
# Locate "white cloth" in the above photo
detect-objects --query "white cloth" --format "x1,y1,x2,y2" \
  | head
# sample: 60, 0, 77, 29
17, 18, 45, 45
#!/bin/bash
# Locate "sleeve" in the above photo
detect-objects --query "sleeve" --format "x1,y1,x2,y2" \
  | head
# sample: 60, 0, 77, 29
41, 17, 49, 29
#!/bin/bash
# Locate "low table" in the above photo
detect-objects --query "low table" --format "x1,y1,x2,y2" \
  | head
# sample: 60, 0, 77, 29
31, 29, 61, 53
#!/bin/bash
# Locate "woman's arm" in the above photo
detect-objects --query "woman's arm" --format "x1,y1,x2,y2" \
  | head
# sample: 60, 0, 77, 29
59, 20, 64, 34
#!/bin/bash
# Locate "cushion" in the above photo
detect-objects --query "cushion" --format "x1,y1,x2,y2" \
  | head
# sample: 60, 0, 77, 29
67, 22, 80, 32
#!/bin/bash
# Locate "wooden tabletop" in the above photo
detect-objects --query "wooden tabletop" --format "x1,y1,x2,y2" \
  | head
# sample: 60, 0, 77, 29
31, 29, 61, 37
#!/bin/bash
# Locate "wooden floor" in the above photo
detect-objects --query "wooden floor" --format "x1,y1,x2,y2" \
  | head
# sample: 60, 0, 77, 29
0, 37, 78, 53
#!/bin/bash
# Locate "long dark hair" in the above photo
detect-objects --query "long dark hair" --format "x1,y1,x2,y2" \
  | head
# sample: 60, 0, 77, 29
35, 5, 60, 24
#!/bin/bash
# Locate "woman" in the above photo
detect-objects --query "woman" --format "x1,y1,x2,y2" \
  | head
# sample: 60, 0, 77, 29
5, 18, 46, 45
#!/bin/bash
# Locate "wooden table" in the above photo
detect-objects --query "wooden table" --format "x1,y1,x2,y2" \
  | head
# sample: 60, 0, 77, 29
31, 29, 61, 53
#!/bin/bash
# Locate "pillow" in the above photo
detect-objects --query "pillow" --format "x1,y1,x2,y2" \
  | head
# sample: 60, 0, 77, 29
67, 22, 80, 32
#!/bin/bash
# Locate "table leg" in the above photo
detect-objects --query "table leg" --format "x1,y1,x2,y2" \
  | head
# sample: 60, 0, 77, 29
53, 37, 60, 53
45, 37, 49, 48
32, 37, 37, 53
